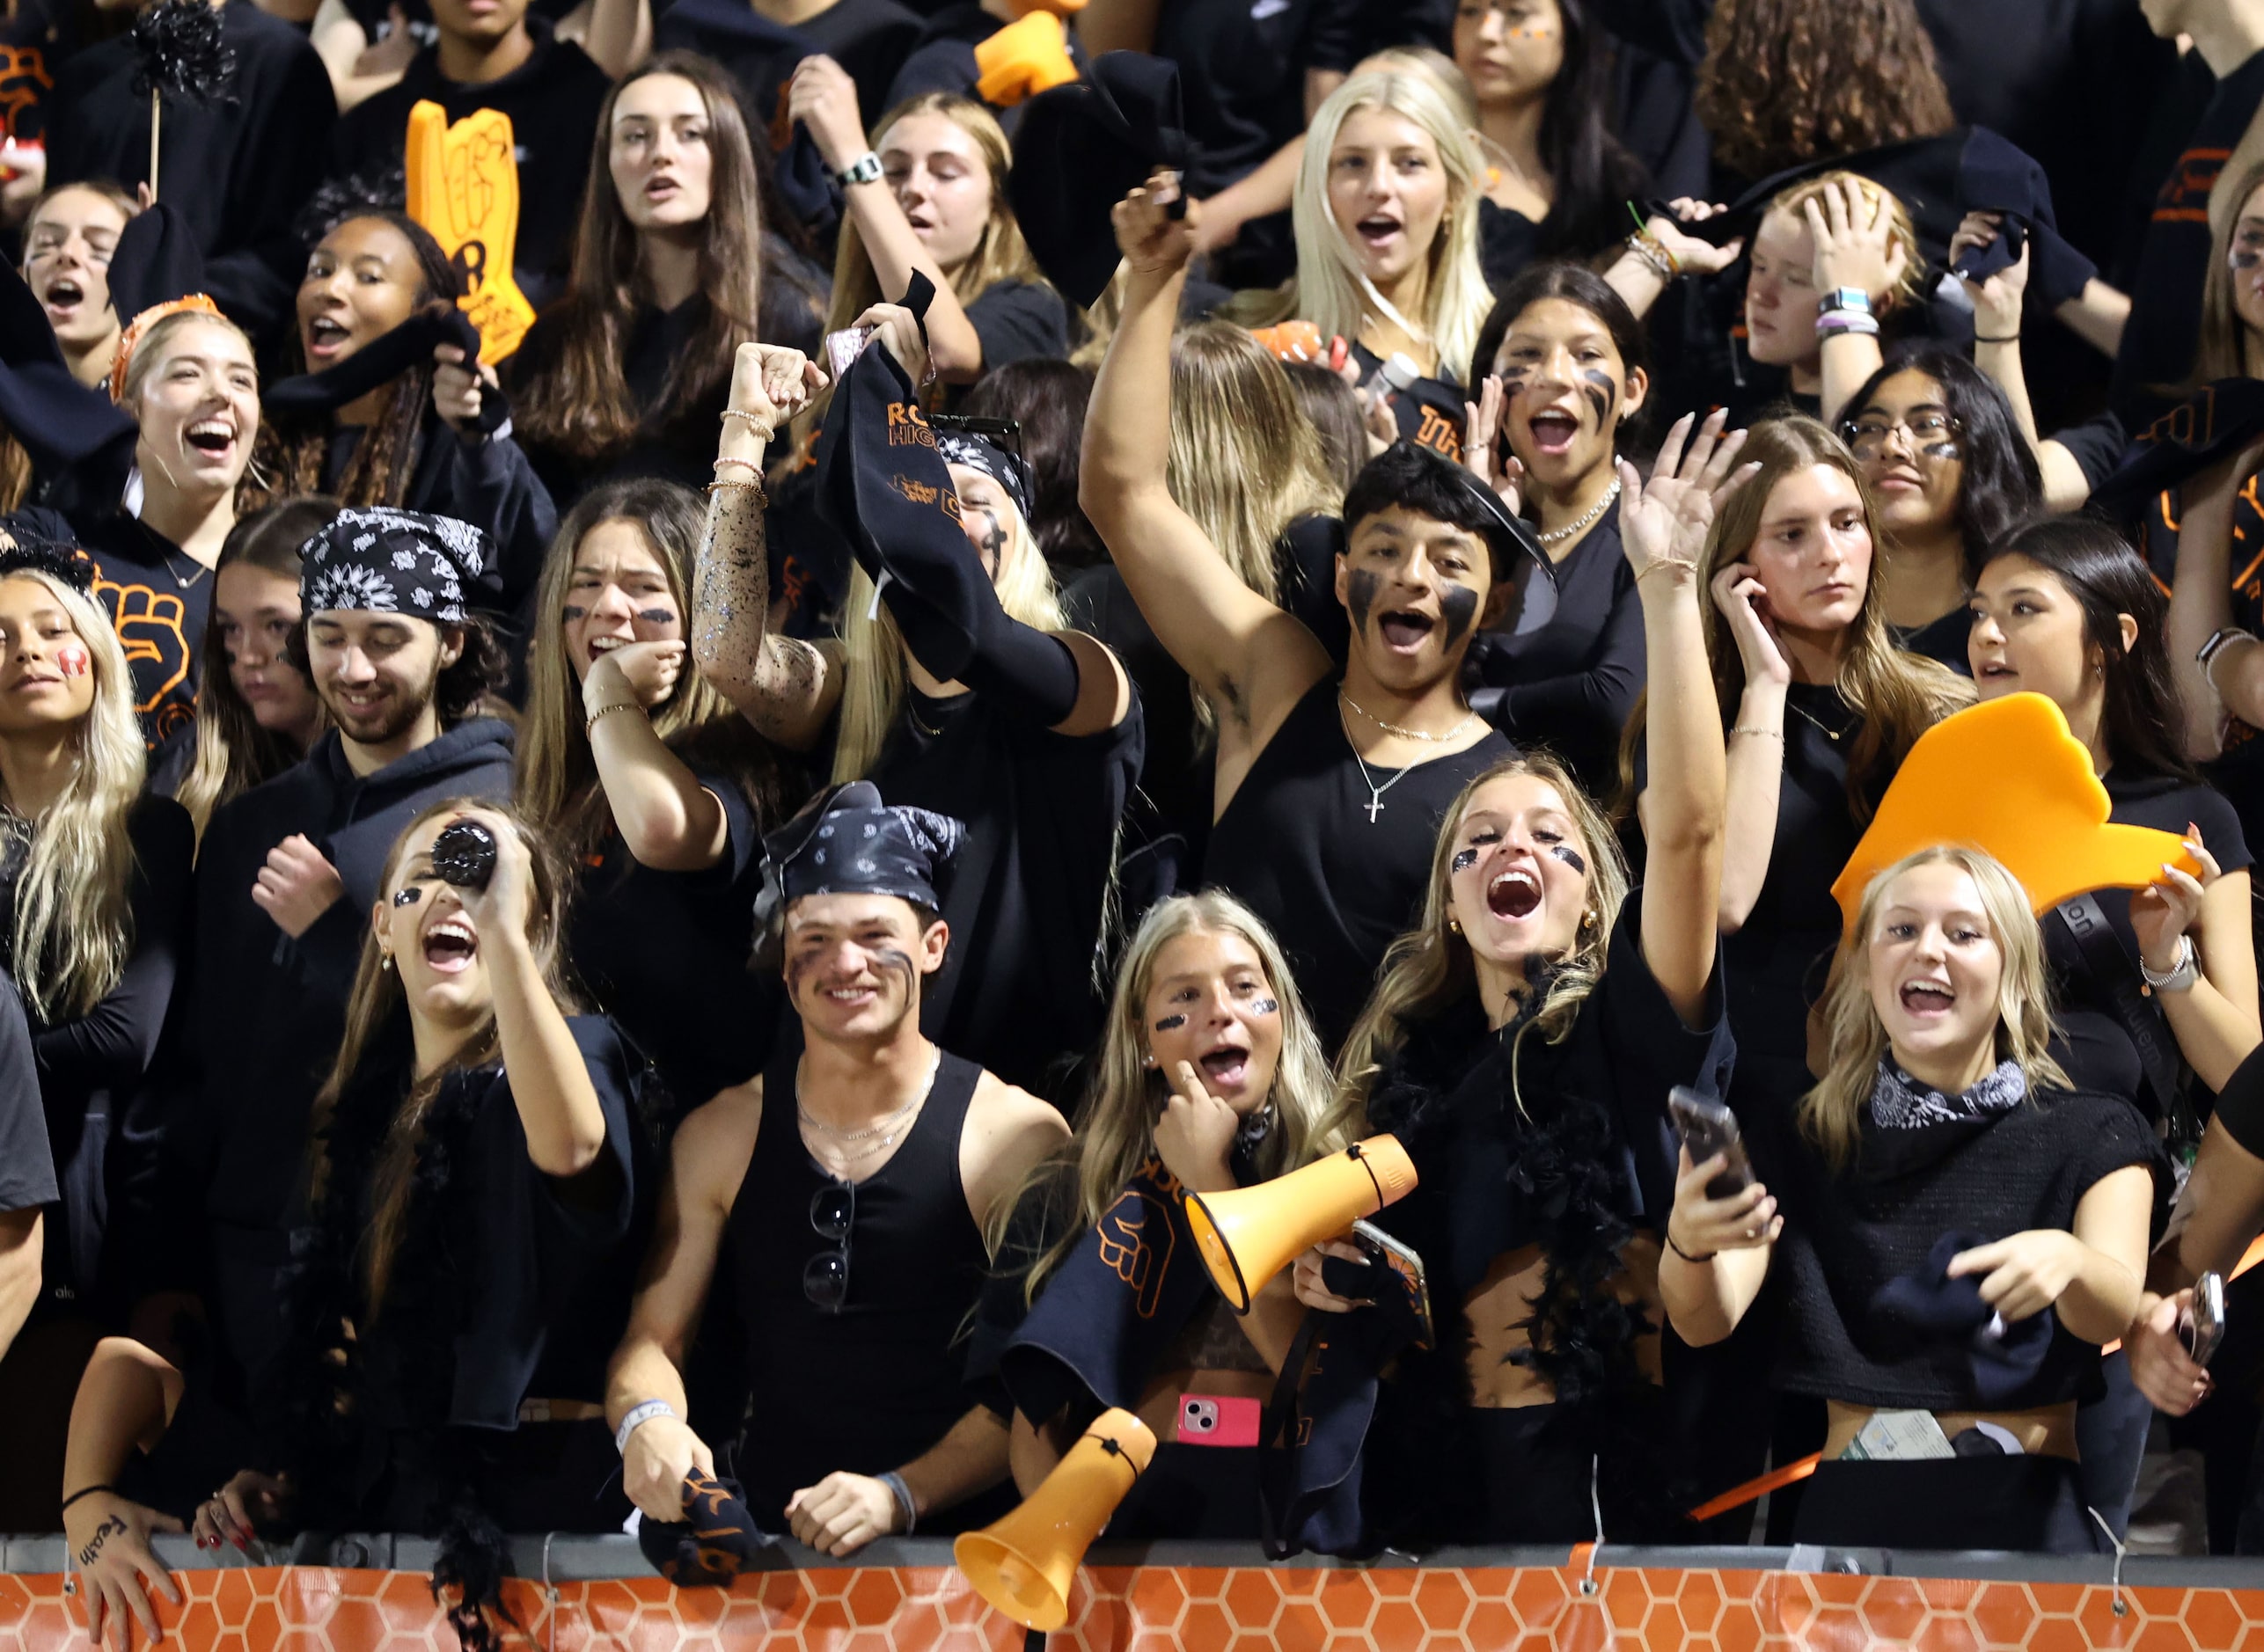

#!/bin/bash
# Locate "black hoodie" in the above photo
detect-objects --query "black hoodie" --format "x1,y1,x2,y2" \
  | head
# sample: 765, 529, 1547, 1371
165, 716, 514, 1378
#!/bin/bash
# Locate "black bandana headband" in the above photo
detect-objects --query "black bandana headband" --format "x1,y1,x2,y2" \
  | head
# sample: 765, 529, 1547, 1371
298, 506, 494, 624
755, 780, 967, 933
933, 428, 1031, 522
0, 520, 93, 592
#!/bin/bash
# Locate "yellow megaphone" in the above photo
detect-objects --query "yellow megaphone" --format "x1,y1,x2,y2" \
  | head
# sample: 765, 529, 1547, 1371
973, 11, 1080, 106
955, 1407, 1155, 1631
1183, 1135, 1418, 1313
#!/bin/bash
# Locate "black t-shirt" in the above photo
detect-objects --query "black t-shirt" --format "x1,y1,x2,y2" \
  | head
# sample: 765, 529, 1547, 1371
2046, 766, 2251, 1118
328, 25, 609, 311
966, 280, 1070, 375
656, 0, 922, 140
1744, 1084, 2168, 1411
1156, 0, 1365, 198
70, 513, 214, 763
45, 1, 336, 333
566, 766, 780, 1115
1205, 678, 1518, 1052
0, 966, 56, 1218
867, 684, 1144, 1101
2113, 48, 2264, 426
1468, 515, 1644, 798
1891, 606, 1975, 676
1349, 342, 1464, 460
0, 0, 82, 148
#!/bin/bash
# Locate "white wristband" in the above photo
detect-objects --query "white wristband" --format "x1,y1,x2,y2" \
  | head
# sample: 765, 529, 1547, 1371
615, 1399, 678, 1457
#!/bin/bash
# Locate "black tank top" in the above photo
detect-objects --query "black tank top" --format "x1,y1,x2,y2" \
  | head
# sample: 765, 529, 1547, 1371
1206, 679, 1516, 1049
725, 1039, 993, 1524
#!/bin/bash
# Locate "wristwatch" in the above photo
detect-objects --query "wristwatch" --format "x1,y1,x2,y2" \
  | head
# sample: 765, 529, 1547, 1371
1818, 287, 1872, 316
2198, 625, 2254, 669
2141, 934, 2200, 994
833, 150, 882, 188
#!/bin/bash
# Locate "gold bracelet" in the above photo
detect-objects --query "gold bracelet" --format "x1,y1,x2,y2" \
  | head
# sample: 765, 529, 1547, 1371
713, 456, 761, 476
1729, 725, 1784, 739
1634, 555, 1700, 582
584, 701, 645, 736
720, 409, 778, 438
704, 479, 768, 502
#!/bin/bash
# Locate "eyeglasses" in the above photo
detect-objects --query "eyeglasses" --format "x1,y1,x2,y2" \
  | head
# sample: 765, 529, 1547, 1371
1841, 411, 1962, 459
804, 1181, 854, 1313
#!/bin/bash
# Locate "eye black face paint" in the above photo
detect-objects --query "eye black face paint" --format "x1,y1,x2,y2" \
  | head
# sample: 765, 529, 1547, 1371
1347, 568, 1381, 636
1153, 1013, 1187, 1032
1250, 998, 1279, 1016
391, 886, 423, 908
2233, 248, 2263, 271
1494, 366, 1533, 397
1919, 441, 1963, 462
1451, 847, 1479, 872
1440, 582, 1479, 647
1579, 369, 1616, 428
872, 947, 919, 989
561, 604, 587, 621
635, 607, 677, 625
1549, 844, 1586, 874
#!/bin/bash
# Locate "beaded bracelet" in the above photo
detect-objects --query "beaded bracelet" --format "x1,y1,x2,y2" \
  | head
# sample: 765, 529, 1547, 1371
585, 702, 644, 737
704, 479, 768, 503
1633, 555, 1699, 583
1729, 725, 1784, 740
719, 409, 778, 440
1623, 231, 1676, 281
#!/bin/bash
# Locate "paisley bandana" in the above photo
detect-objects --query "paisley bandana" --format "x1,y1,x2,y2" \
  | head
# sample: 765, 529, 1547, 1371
1870, 1057, 2028, 1130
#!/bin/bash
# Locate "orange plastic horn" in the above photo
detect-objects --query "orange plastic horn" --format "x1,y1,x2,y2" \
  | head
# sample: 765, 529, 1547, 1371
1183, 1135, 1418, 1312
955, 1407, 1156, 1631
973, 11, 1079, 107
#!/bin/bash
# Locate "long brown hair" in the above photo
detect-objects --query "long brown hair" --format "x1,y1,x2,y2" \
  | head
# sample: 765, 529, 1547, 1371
1803, 845, 2067, 1168
177, 499, 338, 839
1696, 0, 1954, 181
513, 478, 780, 855
1631, 416, 1970, 819
245, 212, 462, 512
307, 800, 576, 1314
999, 892, 1344, 1304
1337, 754, 1630, 1124
2190, 158, 2264, 387
514, 54, 768, 462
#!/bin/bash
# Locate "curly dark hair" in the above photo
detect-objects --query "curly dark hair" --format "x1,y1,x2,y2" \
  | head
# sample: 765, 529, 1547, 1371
285, 610, 512, 729
1695, 0, 1954, 183
1842, 345, 2042, 580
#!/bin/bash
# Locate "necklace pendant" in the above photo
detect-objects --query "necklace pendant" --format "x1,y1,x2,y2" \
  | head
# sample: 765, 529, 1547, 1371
1365, 793, 1384, 823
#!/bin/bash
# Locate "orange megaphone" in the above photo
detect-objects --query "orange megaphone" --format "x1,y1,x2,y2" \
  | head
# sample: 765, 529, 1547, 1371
1183, 1136, 1418, 1312
954, 1407, 1155, 1630
974, 11, 1080, 106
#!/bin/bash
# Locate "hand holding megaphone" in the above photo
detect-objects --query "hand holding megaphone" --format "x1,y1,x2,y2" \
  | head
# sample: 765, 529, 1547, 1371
1182, 1135, 1418, 1312
956, 1408, 1156, 1630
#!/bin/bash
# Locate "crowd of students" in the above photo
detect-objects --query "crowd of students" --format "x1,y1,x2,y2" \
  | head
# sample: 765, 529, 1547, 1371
10, 0, 2264, 1637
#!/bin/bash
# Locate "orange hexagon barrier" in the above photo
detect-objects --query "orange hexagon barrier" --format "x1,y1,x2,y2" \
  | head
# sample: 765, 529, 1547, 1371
8, 1561, 2264, 1649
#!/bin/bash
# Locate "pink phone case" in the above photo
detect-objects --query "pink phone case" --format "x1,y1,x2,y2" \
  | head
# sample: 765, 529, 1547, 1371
1176, 1393, 1262, 1448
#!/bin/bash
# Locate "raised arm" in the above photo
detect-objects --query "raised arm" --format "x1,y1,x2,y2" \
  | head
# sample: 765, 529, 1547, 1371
691, 343, 841, 753
575, 0, 651, 80
1619, 411, 1744, 1023
1601, 202, 1744, 321
460, 810, 608, 1179
1806, 182, 1896, 427
1658, 1146, 1777, 1348
1079, 176, 1330, 743
1954, 222, 2095, 513
2130, 840, 2262, 1093
581, 641, 729, 873
607, 1090, 751, 1522
788, 57, 986, 384
1699, 557, 1793, 932
2171, 445, 2264, 759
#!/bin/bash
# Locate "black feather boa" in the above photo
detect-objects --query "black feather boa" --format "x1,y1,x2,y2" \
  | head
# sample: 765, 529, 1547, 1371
1363, 991, 1694, 1545
275, 1009, 521, 1652
129, 0, 237, 103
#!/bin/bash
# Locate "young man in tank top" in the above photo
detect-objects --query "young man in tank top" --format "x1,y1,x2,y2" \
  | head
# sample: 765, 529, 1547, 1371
1081, 176, 1537, 1044
606, 782, 1068, 1555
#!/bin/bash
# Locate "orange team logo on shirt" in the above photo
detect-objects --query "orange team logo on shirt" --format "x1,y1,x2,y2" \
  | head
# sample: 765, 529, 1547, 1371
1095, 1184, 1176, 1319
1412, 404, 1462, 463
2157, 145, 2232, 224
0, 46, 50, 139
890, 472, 963, 521
88, 560, 189, 718
886, 402, 936, 447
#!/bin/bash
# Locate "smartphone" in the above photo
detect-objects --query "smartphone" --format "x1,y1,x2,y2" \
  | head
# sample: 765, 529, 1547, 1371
2183, 1271, 2227, 1366
1351, 1217, 1435, 1350
824, 325, 876, 379
1177, 1393, 1261, 1447
1667, 1086, 1754, 1201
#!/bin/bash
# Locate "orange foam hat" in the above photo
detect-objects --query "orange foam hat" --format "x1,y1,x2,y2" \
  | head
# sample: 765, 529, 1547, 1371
1249, 318, 1326, 364
405, 100, 538, 363
974, 12, 1080, 107
1830, 691, 2202, 931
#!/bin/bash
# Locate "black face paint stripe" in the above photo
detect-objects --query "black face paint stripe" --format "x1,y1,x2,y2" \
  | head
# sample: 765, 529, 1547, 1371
392, 886, 423, 907
561, 604, 586, 620
1451, 847, 1479, 872
1440, 582, 1479, 648
1346, 568, 1381, 636
1579, 369, 1616, 428
1550, 844, 1586, 874
1153, 1014, 1187, 1032
2234, 249, 2263, 269
1249, 998, 1279, 1016
1919, 442, 1962, 461
634, 607, 677, 625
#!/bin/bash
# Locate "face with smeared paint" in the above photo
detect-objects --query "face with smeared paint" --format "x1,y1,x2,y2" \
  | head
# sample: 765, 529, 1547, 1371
1489, 297, 1646, 495
1335, 506, 1504, 691
1141, 927, 1285, 1114
2229, 181, 2264, 342
947, 462, 1019, 582
782, 892, 949, 1044
1848, 369, 1964, 545
1444, 771, 1594, 968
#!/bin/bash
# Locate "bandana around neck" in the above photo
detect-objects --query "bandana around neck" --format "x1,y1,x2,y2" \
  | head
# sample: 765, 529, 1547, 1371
1870, 1056, 2028, 1130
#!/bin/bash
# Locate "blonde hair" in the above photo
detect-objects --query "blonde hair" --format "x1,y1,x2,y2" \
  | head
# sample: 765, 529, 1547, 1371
832, 494, 1062, 783
515, 479, 771, 854
2192, 158, 2264, 386
1338, 754, 1630, 1122
1168, 322, 1343, 603
0, 569, 147, 1021
1004, 891, 1345, 1301
1234, 71, 1493, 382
1764, 171, 1930, 316
822, 93, 1049, 337
1803, 845, 2068, 1168
117, 307, 256, 410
